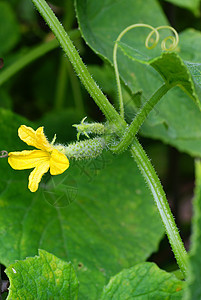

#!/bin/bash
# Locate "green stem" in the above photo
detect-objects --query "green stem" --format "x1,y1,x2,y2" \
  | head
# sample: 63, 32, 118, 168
130, 139, 188, 276
31, 0, 123, 125
110, 83, 171, 153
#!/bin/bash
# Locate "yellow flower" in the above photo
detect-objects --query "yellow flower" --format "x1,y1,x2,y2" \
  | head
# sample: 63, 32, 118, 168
8, 125, 69, 192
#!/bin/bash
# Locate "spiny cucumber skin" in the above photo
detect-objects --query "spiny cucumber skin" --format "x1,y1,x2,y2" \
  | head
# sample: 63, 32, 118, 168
55, 137, 106, 160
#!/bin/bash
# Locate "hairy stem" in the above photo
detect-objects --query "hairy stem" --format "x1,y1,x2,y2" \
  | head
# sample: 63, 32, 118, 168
111, 83, 172, 153
130, 139, 188, 276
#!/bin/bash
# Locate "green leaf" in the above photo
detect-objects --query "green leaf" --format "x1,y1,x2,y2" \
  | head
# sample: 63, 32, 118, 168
183, 160, 201, 300
140, 30, 201, 157
5, 249, 79, 300
141, 87, 201, 158
0, 1, 20, 55
161, 0, 200, 15
75, 0, 168, 99
75, 0, 168, 62
118, 45, 201, 110
75, 2, 201, 157
0, 108, 164, 299
88, 63, 133, 107
179, 29, 201, 62
117, 43, 201, 156
101, 262, 185, 300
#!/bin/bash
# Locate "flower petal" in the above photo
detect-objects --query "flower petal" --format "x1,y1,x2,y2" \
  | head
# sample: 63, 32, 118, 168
28, 161, 50, 192
8, 150, 50, 170
49, 149, 69, 175
18, 125, 52, 151
35, 126, 53, 151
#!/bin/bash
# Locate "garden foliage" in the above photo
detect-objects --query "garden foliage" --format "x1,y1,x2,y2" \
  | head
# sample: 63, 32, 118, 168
1, 0, 201, 299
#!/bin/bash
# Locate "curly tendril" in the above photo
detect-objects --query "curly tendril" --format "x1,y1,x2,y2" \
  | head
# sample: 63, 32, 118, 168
113, 24, 179, 118
145, 25, 179, 51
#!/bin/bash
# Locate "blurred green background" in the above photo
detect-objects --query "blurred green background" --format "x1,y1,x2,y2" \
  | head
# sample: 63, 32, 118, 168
1, 0, 200, 292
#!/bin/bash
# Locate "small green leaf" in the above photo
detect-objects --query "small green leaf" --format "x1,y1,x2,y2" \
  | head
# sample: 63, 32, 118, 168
5, 249, 79, 300
101, 262, 185, 300
183, 160, 201, 300
0, 1, 20, 55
